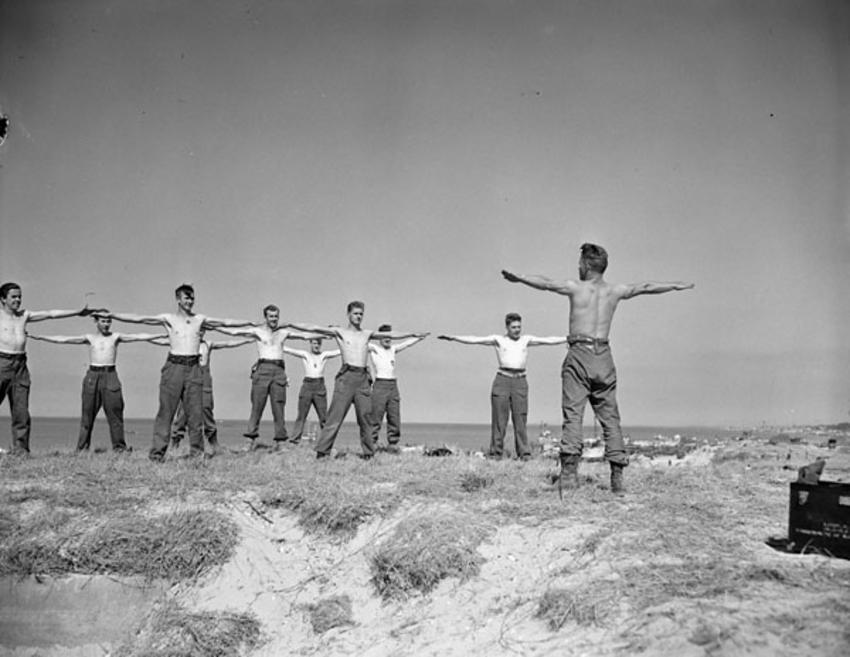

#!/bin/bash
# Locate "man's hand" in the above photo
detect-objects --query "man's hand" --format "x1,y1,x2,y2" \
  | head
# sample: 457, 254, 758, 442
418, 332, 431, 339
501, 269, 521, 283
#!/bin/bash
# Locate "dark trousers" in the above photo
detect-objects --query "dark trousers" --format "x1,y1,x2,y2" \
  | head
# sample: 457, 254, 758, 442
291, 378, 328, 443
77, 368, 127, 451
151, 360, 204, 460
0, 354, 31, 455
171, 366, 217, 446
371, 379, 401, 444
315, 367, 374, 457
246, 361, 288, 441
490, 373, 529, 458
560, 345, 628, 465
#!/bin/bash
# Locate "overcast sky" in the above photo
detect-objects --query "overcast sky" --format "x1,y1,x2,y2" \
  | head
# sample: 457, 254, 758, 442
1, 0, 848, 428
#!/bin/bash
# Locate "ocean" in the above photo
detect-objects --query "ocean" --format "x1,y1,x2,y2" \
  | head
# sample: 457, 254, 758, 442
2, 417, 740, 454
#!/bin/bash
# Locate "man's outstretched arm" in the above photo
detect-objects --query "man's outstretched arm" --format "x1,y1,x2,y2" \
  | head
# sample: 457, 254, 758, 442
203, 316, 256, 329
208, 338, 255, 351
106, 311, 167, 326
287, 331, 326, 341
27, 306, 101, 322
394, 333, 430, 352
27, 334, 88, 345
501, 270, 575, 295
284, 323, 339, 338
371, 330, 429, 341
527, 336, 568, 346
211, 326, 259, 339
116, 333, 170, 343
438, 335, 497, 346
619, 281, 695, 299
283, 346, 309, 359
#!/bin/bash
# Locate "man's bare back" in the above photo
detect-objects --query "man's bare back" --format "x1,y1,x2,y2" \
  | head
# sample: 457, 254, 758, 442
502, 272, 693, 340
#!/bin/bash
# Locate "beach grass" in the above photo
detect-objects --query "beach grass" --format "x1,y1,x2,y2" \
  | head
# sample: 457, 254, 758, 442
369, 510, 492, 600
0, 507, 238, 581
303, 594, 356, 634
115, 598, 262, 657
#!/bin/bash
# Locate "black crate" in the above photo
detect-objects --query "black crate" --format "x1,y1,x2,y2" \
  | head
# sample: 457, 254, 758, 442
788, 481, 850, 558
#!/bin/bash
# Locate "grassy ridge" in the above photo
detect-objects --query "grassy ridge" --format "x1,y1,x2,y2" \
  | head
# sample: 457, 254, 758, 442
2, 438, 850, 655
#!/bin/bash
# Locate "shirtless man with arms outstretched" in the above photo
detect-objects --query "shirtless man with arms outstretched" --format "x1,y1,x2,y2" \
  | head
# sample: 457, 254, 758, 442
0, 281, 96, 455
29, 314, 165, 453
439, 313, 566, 460
216, 304, 320, 449
502, 243, 694, 493
287, 301, 426, 459
105, 284, 254, 461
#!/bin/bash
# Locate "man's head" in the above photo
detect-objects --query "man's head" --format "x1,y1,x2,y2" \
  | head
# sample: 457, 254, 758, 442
0, 282, 22, 311
378, 324, 392, 348
309, 337, 323, 354
505, 312, 522, 339
93, 313, 112, 334
263, 304, 280, 328
579, 243, 608, 280
347, 300, 365, 328
174, 284, 195, 312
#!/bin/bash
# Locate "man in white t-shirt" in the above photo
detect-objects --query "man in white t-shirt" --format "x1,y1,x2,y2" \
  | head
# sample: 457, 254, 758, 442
368, 324, 427, 450
283, 338, 341, 443
439, 313, 566, 460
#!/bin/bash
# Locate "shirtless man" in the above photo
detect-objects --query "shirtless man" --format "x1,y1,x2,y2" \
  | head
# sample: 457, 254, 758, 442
29, 314, 165, 453
368, 325, 428, 451
283, 338, 340, 444
287, 301, 426, 459
0, 282, 96, 455
155, 334, 253, 453
105, 284, 254, 461
215, 304, 318, 449
502, 243, 694, 493
439, 314, 566, 460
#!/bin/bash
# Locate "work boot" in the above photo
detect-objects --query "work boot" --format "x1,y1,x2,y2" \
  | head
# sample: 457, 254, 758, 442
610, 463, 626, 495
557, 454, 580, 499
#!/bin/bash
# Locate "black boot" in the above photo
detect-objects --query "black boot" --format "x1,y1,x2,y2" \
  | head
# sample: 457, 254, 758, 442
610, 462, 625, 494
557, 454, 580, 499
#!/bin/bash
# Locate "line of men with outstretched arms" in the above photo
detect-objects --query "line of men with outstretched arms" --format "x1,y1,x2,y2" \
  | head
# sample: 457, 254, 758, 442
0, 243, 693, 494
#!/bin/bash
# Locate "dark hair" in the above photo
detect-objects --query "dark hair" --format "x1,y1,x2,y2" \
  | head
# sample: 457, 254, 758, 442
174, 283, 195, 298
0, 282, 21, 300
347, 300, 365, 313
263, 304, 279, 316
505, 312, 522, 326
580, 243, 608, 274
378, 324, 392, 332
309, 337, 323, 345
93, 311, 111, 320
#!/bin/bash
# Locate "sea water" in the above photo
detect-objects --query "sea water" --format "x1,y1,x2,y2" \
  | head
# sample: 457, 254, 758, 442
1, 417, 739, 455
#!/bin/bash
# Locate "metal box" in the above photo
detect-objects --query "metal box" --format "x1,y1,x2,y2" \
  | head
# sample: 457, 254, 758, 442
788, 481, 850, 558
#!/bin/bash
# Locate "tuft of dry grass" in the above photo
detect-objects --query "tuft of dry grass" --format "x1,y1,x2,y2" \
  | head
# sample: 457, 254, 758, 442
370, 511, 491, 600
261, 480, 399, 535
116, 598, 262, 657
303, 594, 356, 634
0, 509, 238, 581
459, 471, 494, 492
535, 583, 618, 629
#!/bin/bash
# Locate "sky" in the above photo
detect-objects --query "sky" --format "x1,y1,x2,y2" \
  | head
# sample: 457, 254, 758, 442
1, 0, 848, 429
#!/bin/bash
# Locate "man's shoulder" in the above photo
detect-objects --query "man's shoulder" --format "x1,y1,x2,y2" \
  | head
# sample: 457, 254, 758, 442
2, 309, 28, 322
